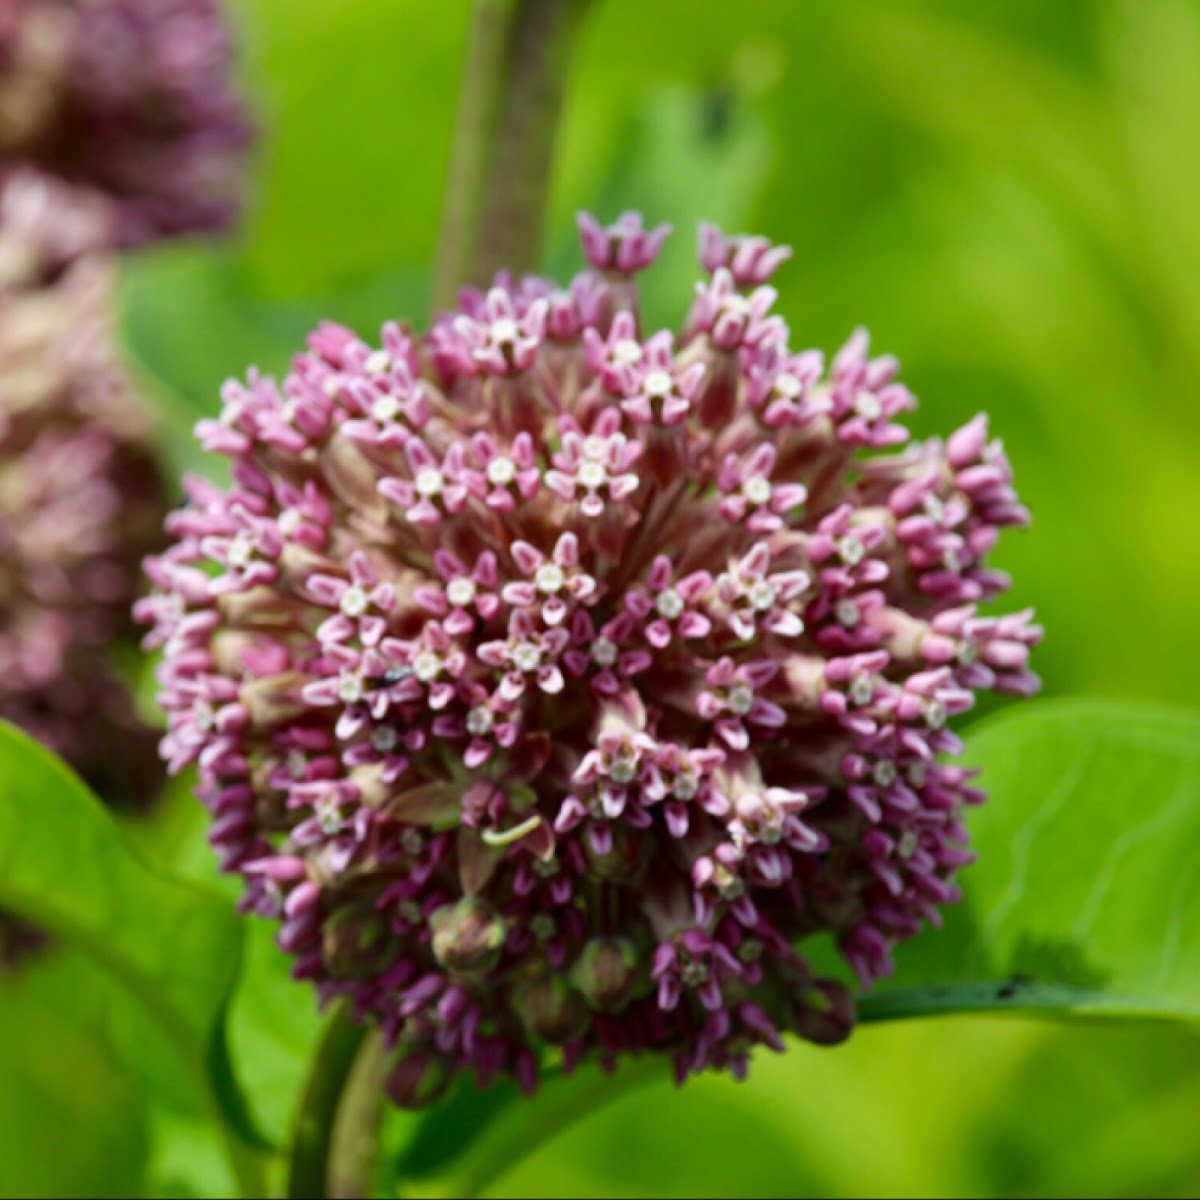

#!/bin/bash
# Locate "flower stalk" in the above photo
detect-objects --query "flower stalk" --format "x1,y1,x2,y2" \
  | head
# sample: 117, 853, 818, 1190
432, 0, 592, 310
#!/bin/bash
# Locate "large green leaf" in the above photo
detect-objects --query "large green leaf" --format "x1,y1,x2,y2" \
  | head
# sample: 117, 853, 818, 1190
0, 722, 267, 1189
862, 699, 1200, 1020
0, 953, 151, 1198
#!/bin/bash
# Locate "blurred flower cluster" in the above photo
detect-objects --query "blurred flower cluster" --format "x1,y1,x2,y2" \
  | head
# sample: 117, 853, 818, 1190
0, 0, 251, 247
0, 170, 162, 797
140, 213, 1040, 1098
1, 0, 251, 963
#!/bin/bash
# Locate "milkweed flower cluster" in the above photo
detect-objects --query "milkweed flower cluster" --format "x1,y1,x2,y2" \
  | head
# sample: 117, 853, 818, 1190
0, 0, 251, 247
139, 214, 1040, 1100
0, 170, 163, 802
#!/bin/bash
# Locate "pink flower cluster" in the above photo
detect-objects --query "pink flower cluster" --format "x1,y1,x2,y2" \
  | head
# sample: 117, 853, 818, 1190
139, 214, 1040, 1101
0, 170, 164, 804
0, 0, 251, 247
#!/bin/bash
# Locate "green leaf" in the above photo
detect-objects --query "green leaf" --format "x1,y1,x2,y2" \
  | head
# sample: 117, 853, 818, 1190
863, 699, 1200, 1022
0, 722, 269, 1188
0, 953, 151, 1198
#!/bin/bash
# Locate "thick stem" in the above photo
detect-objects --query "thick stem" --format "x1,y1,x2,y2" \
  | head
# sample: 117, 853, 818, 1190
285, 1005, 369, 1200
432, 0, 592, 312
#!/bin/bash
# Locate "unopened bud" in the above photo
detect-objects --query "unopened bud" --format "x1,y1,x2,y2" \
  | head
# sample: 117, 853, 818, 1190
572, 937, 640, 1013
430, 897, 508, 976
516, 974, 590, 1044
584, 824, 650, 883
322, 904, 396, 980
384, 1048, 452, 1110
790, 978, 854, 1047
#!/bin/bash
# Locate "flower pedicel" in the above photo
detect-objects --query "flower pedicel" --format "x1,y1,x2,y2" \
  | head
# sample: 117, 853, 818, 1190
139, 215, 1040, 1102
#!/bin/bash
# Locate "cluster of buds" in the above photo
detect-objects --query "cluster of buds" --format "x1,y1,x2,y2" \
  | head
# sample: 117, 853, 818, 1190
140, 213, 1040, 1099
0, 169, 164, 805
0, 0, 251, 247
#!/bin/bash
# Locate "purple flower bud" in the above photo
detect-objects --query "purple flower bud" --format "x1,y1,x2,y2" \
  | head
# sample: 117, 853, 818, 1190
384, 1048, 452, 1111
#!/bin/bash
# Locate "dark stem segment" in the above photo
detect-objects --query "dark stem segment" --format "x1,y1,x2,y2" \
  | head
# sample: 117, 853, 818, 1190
432, 0, 592, 312
286, 1005, 369, 1200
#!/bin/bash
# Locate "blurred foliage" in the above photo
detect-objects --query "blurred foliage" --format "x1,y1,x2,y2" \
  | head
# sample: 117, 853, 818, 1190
94, 0, 1200, 1195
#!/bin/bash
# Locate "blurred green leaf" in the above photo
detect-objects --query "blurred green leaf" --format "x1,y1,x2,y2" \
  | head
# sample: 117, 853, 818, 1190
0, 953, 151, 1198
0, 722, 268, 1183
866, 700, 1200, 1021
119, 243, 426, 483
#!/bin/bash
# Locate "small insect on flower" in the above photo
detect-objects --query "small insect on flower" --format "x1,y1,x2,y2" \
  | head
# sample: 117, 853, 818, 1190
139, 214, 1040, 1101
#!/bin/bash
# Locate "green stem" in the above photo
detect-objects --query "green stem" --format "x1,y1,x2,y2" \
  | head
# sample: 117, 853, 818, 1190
327, 1031, 391, 1199
286, 1006, 370, 1199
432, 0, 593, 311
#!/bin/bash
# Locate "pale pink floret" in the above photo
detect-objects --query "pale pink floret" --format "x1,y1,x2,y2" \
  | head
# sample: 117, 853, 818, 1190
137, 213, 1040, 1102
697, 221, 793, 287
577, 211, 672, 274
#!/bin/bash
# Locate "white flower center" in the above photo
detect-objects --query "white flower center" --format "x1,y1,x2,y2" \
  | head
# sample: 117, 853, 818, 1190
610, 756, 638, 784
672, 772, 699, 800
338, 674, 364, 704
849, 677, 873, 706
582, 436, 608, 461
512, 640, 542, 672
924, 494, 946, 524
286, 749, 307, 779
722, 294, 751, 320
925, 700, 947, 730
401, 828, 423, 855
491, 317, 519, 344
578, 460, 608, 490
193, 699, 215, 731
591, 637, 618, 667
412, 652, 442, 682
872, 759, 897, 788
466, 706, 494, 736
838, 536, 865, 566
742, 475, 773, 506
364, 350, 391, 376
897, 830, 920, 859
227, 533, 254, 568
908, 761, 927, 786
836, 598, 860, 627
655, 588, 684, 619
681, 959, 709, 987
315, 796, 343, 834
536, 563, 566, 593
612, 339, 643, 365
415, 468, 444, 498
340, 585, 369, 617
643, 369, 673, 397
530, 913, 556, 940
486, 456, 517, 486
446, 578, 476, 608
727, 683, 755, 716
372, 394, 400, 423
774, 372, 802, 399
855, 389, 882, 421
372, 725, 398, 752
748, 580, 776, 611
277, 509, 302, 537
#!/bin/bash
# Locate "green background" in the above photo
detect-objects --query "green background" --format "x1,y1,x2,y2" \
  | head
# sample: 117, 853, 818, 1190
11, 0, 1200, 1195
